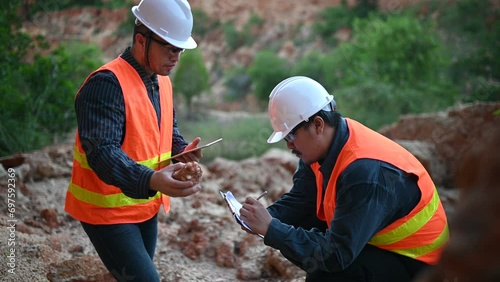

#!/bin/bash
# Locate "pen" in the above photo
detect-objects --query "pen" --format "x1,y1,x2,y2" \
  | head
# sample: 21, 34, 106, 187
256, 191, 268, 201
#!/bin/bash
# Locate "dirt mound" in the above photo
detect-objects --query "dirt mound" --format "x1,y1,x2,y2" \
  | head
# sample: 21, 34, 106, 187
0, 146, 304, 282
1, 102, 498, 281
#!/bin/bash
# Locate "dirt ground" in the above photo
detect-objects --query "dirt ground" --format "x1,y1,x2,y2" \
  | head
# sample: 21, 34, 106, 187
2, 102, 499, 281
0, 149, 306, 282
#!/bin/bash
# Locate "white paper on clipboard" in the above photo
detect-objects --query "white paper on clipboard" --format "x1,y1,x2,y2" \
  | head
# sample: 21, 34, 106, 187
219, 190, 264, 238
161, 138, 222, 165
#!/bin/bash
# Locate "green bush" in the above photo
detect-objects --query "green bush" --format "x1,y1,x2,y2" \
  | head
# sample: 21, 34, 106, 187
192, 9, 220, 37
313, 0, 378, 44
223, 65, 251, 101
223, 13, 263, 50
222, 21, 241, 50
463, 76, 500, 103
336, 80, 457, 130
301, 12, 461, 129
28, 0, 129, 14
173, 48, 210, 116
0, 2, 105, 156
177, 114, 284, 163
314, 5, 354, 44
243, 12, 264, 46
248, 51, 291, 104
347, 15, 446, 86
0, 42, 103, 157
431, 0, 499, 101
292, 51, 328, 86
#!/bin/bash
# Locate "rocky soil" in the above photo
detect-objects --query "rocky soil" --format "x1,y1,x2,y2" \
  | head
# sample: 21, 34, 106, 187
1, 103, 499, 281
0, 147, 305, 282
7, 1, 500, 281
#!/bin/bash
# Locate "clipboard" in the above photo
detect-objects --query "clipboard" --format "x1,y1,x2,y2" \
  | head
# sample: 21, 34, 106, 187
160, 138, 222, 165
220, 190, 264, 238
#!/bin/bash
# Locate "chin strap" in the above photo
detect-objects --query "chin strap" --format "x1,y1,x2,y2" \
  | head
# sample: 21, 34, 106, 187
331, 98, 337, 111
144, 30, 152, 70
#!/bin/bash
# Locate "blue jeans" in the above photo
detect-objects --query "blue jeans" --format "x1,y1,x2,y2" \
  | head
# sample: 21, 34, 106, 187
80, 214, 159, 282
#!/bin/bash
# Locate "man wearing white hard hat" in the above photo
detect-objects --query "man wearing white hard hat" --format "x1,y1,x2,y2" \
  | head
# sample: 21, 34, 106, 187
65, 0, 202, 280
240, 76, 449, 281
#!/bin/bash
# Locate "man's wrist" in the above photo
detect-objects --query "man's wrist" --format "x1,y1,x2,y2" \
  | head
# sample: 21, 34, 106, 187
145, 169, 159, 195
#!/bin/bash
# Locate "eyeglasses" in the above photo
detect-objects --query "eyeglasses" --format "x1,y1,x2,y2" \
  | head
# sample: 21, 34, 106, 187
141, 33, 185, 56
284, 122, 305, 142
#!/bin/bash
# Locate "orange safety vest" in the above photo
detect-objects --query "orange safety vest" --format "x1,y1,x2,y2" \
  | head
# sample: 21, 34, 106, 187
311, 118, 449, 264
65, 56, 174, 225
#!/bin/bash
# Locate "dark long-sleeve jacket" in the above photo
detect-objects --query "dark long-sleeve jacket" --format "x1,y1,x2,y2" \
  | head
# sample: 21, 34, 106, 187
74, 47, 188, 199
265, 118, 421, 273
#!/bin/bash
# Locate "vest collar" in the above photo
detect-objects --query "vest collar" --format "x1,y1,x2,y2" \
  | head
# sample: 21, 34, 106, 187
318, 118, 350, 178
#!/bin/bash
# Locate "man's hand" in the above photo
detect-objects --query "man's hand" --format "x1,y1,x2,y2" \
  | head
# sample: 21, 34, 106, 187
149, 162, 201, 197
175, 137, 202, 163
240, 197, 273, 236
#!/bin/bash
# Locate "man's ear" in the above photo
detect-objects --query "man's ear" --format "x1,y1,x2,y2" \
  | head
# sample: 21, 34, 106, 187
136, 33, 146, 48
313, 116, 325, 134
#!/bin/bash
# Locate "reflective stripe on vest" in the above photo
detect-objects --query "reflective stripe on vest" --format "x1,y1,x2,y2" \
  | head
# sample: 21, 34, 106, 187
68, 146, 170, 208
369, 188, 440, 245
73, 145, 172, 171
68, 183, 161, 208
310, 118, 449, 264
65, 56, 174, 224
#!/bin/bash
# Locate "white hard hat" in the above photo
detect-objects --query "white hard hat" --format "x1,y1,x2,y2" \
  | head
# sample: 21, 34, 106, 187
267, 76, 336, 143
132, 0, 197, 49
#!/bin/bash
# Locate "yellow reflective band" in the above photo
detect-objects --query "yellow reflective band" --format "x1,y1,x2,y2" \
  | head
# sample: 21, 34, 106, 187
73, 146, 168, 170
392, 223, 449, 259
369, 188, 440, 246
160, 151, 172, 163
68, 183, 160, 208
138, 156, 157, 168
73, 146, 90, 169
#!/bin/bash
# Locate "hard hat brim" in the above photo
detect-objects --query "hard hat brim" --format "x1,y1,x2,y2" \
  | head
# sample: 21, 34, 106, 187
166, 36, 197, 50
267, 131, 286, 144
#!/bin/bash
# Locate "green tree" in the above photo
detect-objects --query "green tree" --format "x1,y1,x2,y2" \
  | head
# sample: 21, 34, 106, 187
434, 0, 499, 101
223, 65, 251, 101
223, 13, 263, 50
173, 48, 209, 116
313, 0, 378, 44
191, 9, 220, 37
292, 51, 328, 86
0, 1, 103, 157
314, 5, 356, 45
338, 14, 448, 87
248, 51, 290, 105
313, 13, 459, 129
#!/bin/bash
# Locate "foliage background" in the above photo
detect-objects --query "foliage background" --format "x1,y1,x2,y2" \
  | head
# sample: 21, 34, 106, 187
1, 0, 498, 159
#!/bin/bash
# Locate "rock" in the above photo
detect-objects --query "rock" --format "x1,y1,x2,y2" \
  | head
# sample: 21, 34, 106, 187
0, 154, 26, 169
215, 241, 237, 267
379, 102, 500, 187
415, 121, 500, 282
25, 144, 73, 180
395, 140, 446, 186
265, 249, 305, 280
47, 255, 113, 282
41, 208, 60, 229
0, 163, 6, 179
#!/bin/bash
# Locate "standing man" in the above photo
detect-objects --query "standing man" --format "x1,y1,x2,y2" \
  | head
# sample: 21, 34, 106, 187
240, 76, 449, 281
65, 0, 202, 281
